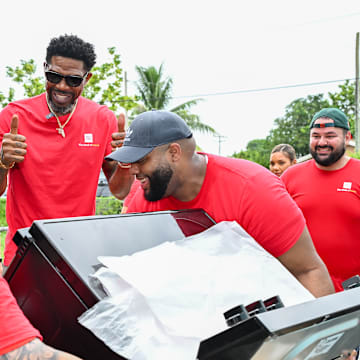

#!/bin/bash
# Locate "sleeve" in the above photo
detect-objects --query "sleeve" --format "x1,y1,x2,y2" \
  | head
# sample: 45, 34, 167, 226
239, 168, 305, 257
0, 277, 42, 355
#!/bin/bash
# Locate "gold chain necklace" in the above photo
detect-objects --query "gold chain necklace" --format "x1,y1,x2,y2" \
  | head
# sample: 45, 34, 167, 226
46, 94, 78, 138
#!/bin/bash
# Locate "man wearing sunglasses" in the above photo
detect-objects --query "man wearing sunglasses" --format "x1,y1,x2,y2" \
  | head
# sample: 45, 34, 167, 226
0, 34, 132, 272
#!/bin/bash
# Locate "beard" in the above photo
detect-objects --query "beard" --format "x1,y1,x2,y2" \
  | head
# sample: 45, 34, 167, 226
310, 143, 346, 166
144, 163, 173, 202
48, 88, 75, 115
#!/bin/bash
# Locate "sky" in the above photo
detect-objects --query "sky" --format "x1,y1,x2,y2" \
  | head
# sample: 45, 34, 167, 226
1, 0, 360, 156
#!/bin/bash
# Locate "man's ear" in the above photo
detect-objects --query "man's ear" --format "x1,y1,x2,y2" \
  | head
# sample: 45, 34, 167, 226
345, 130, 352, 144
167, 143, 182, 162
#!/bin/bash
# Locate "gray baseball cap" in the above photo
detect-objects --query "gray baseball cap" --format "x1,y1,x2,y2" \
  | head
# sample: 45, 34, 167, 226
106, 110, 192, 164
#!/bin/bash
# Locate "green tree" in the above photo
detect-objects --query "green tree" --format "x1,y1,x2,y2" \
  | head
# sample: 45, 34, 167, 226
229, 80, 357, 166
349, 151, 360, 160
0, 88, 15, 109
232, 139, 271, 168
231, 80, 356, 166
266, 94, 330, 156
134, 63, 215, 134
0, 59, 42, 108
328, 80, 355, 133
0, 47, 138, 113
83, 47, 138, 113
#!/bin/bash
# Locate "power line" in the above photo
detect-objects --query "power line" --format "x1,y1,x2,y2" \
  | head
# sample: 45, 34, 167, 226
171, 78, 356, 100
127, 77, 355, 101
294, 11, 360, 27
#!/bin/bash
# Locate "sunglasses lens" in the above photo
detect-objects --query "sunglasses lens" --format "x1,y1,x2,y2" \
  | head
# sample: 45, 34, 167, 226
66, 76, 83, 87
45, 71, 62, 84
45, 71, 84, 87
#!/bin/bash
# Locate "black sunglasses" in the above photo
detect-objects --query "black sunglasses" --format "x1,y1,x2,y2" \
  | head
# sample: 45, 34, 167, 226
45, 70, 88, 87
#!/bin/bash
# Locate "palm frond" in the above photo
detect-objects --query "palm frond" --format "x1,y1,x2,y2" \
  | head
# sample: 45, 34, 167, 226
170, 98, 203, 112
134, 64, 216, 134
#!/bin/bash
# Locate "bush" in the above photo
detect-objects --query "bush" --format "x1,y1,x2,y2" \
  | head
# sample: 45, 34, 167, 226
349, 151, 360, 160
0, 198, 6, 226
96, 196, 123, 215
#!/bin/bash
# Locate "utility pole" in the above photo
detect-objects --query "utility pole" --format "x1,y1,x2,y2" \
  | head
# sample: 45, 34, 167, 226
355, 32, 360, 152
214, 134, 226, 155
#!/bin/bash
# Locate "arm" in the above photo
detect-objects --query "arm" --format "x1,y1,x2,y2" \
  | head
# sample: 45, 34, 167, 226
0, 338, 82, 359
0, 168, 8, 196
102, 160, 134, 200
277, 225, 334, 297
102, 113, 134, 200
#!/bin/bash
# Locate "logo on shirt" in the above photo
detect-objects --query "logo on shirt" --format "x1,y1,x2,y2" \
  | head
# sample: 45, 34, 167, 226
337, 181, 357, 194
78, 133, 100, 148
343, 182, 352, 190
84, 133, 93, 143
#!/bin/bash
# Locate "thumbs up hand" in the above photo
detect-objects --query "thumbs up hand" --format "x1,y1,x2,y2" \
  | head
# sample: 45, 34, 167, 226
110, 113, 131, 169
0, 114, 27, 169
111, 113, 126, 151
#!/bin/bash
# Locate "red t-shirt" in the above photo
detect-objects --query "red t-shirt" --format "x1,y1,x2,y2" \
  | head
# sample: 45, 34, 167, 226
0, 277, 42, 355
0, 94, 117, 266
128, 153, 305, 257
281, 158, 360, 291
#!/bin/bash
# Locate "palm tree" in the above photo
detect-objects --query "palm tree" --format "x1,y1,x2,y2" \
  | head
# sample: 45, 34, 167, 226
133, 64, 215, 134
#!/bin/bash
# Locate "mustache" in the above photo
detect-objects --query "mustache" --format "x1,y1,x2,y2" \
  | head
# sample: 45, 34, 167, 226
52, 89, 73, 96
315, 145, 333, 151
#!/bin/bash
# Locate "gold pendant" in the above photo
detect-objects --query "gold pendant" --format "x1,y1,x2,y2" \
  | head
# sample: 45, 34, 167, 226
56, 127, 65, 138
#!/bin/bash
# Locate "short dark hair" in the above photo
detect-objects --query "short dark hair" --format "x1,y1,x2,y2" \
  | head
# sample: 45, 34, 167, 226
271, 144, 296, 162
46, 34, 96, 72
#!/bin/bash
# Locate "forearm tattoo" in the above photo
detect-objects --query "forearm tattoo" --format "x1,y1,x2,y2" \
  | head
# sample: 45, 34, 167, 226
0, 338, 79, 359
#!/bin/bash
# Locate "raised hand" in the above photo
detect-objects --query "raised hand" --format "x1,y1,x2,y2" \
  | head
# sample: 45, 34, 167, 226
111, 113, 126, 150
1, 114, 27, 169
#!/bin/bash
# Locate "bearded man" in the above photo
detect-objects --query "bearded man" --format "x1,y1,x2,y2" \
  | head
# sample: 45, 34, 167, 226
107, 110, 335, 298
281, 108, 360, 292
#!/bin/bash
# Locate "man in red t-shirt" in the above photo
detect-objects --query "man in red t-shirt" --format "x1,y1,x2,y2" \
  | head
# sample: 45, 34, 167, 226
281, 108, 360, 292
0, 35, 132, 271
106, 110, 334, 298
0, 277, 81, 359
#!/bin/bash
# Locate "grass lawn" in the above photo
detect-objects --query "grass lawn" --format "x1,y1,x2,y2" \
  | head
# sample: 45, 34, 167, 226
0, 232, 5, 260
